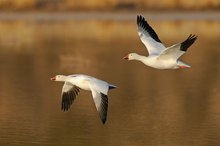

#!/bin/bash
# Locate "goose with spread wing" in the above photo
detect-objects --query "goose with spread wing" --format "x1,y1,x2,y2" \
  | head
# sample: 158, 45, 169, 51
51, 74, 116, 124
123, 15, 197, 69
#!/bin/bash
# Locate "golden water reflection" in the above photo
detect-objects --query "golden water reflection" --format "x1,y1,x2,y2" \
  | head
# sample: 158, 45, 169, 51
0, 18, 220, 146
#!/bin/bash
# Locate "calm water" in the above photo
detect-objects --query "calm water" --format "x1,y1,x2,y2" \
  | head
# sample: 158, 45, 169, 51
0, 13, 220, 146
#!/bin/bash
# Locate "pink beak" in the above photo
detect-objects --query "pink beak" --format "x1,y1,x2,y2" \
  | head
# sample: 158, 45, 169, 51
50, 76, 56, 81
123, 55, 129, 60
179, 66, 190, 69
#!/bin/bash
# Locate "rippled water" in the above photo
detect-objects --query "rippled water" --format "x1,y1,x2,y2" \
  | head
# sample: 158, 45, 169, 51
0, 13, 220, 146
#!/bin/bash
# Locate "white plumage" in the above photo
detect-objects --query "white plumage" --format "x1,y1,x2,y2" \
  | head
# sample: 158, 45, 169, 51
51, 74, 116, 124
124, 15, 197, 69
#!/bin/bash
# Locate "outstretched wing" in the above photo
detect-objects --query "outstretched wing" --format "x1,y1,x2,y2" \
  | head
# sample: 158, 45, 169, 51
91, 90, 108, 124
158, 34, 197, 60
61, 82, 80, 111
137, 15, 166, 55
89, 80, 109, 124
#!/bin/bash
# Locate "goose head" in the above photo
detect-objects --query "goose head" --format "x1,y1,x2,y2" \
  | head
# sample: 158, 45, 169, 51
123, 53, 139, 60
50, 75, 66, 81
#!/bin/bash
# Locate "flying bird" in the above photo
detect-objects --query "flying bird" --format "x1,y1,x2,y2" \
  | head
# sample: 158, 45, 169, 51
123, 15, 197, 69
51, 74, 116, 124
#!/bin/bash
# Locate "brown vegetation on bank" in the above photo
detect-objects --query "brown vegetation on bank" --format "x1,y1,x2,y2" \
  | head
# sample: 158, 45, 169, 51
0, 0, 219, 11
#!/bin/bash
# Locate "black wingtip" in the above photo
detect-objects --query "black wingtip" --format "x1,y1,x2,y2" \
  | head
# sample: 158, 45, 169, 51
136, 15, 162, 43
61, 91, 74, 112
61, 86, 80, 112
137, 15, 147, 28
102, 120, 106, 124
100, 93, 108, 124
137, 15, 143, 24
180, 34, 197, 51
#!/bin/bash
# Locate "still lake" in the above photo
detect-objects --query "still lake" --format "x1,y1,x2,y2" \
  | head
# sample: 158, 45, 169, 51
0, 12, 220, 146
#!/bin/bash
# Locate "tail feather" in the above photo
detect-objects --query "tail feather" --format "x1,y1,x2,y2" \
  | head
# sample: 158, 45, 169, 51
109, 84, 117, 90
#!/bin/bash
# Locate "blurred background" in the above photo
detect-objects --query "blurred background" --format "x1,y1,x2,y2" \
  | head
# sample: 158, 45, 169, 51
0, 0, 220, 146
0, 0, 219, 11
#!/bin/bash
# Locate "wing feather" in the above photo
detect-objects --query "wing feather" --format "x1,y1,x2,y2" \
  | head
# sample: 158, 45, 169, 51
61, 82, 80, 111
90, 90, 108, 124
158, 34, 197, 60
89, 81, 109, 124
137, 15, 166, 55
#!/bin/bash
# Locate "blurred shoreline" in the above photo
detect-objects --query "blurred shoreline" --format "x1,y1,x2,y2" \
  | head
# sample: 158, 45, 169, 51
0, 11, 220, 21
0, 0, 219, 11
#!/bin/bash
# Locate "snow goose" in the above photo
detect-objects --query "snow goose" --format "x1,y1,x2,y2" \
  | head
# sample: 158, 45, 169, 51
123, 15, 197, 69
51, 74, 116, 124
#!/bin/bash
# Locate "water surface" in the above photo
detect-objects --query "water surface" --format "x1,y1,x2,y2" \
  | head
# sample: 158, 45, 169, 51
0, 13, 220, 146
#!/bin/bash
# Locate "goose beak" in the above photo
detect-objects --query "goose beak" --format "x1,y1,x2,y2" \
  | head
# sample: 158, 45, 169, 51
50, 76, 56, 81
123, 55, 129, 60
179, 66, 191, 69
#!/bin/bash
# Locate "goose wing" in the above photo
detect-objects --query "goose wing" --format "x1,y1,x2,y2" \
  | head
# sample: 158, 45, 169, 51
61, 82, 80, 111
89, 80, 109, 124
158, 34, 197, 60
137, 15, 166, 55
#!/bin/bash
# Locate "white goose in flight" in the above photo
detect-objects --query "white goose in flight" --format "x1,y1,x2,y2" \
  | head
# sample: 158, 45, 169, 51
123, 15, 197, 69
51, 74, 116, 124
